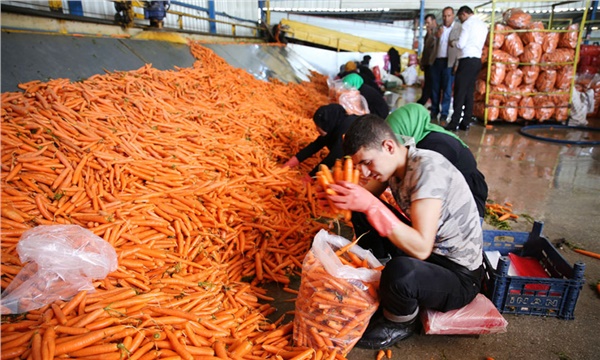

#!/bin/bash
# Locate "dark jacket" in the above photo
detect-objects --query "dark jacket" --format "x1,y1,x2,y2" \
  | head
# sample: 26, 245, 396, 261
417, 132, 488, 217
360, 84, 390, 119
296, 105, 357, 176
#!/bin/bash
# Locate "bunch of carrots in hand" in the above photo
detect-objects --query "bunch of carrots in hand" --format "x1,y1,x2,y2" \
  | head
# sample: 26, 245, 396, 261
315, 157, 360, 221
293, 236, 381, 356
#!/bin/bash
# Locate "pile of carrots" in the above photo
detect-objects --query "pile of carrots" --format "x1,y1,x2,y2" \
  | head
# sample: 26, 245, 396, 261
485, 202, 519, 222
0, 41, 360, 359
293, 236, 380, 357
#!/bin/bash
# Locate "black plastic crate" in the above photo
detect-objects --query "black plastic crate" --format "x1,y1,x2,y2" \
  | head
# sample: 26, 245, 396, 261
482, 221, 585, 319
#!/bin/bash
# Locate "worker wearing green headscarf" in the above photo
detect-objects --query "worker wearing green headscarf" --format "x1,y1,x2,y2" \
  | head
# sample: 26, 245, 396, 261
343, 73, 390, 119
386, 103, 488, 217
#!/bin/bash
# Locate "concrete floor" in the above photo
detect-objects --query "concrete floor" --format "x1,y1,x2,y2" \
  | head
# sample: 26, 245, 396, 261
268, 88, 600, 360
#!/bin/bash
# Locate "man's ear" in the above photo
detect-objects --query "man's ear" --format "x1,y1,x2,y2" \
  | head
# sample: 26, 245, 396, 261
381, 139, 396, 154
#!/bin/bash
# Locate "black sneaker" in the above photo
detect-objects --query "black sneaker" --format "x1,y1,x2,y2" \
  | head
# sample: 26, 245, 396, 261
439, 115, 447, 123
355, 311, 416, 350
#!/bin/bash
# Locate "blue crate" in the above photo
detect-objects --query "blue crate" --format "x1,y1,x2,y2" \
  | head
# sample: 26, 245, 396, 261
482, 221, 586, 319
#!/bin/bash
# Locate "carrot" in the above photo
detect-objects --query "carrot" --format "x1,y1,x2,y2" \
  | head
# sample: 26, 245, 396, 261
376, 349, 386, 360
497, 213, 511, 221
343, 156, 353, 182
164, 326, 194, 360
54, 325, 127, 356
573, 248, 600, 260
51, 303, 68, 325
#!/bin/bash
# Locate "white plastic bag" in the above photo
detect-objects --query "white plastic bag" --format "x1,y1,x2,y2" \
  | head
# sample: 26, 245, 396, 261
1, 225, 118, 314
293, 230, 382, 355
401, 65, 418, 85
421, 294, 508, 335
569, 88, 594, 126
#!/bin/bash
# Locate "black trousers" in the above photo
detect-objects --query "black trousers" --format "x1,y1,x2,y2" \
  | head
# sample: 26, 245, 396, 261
450, 57, 482, 125
352, 202, 483, 317
416, 65, 432, 106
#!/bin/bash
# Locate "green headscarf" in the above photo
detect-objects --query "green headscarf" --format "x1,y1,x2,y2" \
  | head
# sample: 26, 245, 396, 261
386, 103, 467, 147
342, 73, 364, 90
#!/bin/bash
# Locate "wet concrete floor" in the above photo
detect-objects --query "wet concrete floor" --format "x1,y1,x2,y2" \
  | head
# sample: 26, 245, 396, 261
266, 87, 600, 360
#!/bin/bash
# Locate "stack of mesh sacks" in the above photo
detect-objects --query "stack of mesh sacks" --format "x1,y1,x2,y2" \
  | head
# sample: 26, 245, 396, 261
475, 8, 579, 122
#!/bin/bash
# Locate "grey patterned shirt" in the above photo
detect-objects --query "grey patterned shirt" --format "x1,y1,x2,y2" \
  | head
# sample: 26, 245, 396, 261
389, 146, 483, 271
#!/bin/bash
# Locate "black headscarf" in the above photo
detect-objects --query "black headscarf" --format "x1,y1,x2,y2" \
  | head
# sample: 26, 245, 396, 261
313, 104, 347, 134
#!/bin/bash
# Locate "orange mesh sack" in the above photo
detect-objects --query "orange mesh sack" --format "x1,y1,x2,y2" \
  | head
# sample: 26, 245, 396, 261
534, 95, 555, 122
481, 46, 490, 63
293, 230, 381, 356
521, 65, 540, 85
536, 70, 557, 92
500, 100, 519, 122
519, 96, 536, 120
520, 43, 542, 64
487, 98, 501, 122
339, 89, 370, 115
558, 23, 579, 49
520, 21, 545, 45
490, 23, 511, 49
475, 79, 487, 95
489, 85, 508, 102
504, 68, 523, 89
492, 49, 519, 70
503, 8, 531, 29
543, 32, 560, 53
551, 94, 570, 122
501, 32, 524, 57
473, 101, 485, 119
555, 66, 574, 90
541, 49, 575, 69
490, 63, 507, 86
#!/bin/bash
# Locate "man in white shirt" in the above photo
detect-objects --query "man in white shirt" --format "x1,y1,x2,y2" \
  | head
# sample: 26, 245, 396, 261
430, 7, 462, 123
444, 6, 488, 131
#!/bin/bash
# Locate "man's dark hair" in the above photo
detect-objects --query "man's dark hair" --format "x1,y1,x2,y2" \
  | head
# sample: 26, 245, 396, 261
343, 114, 399, 156
442, 6, 454, 14
457, 6, 473, 15
424, 14, 436, 21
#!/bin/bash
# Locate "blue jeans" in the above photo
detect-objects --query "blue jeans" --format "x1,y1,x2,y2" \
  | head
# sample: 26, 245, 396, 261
430, 58, 454, 117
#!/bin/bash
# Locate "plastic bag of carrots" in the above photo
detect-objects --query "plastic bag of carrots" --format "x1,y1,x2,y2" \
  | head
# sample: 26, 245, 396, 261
1, 225, 117, 314
293, 230, 382, 356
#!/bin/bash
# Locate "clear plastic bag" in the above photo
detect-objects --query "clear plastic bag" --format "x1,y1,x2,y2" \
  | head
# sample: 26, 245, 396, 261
327, 78, 346, 102
421, 294, 508, 335
338, 89, 370, 115
293, 230, 381, 355
1, 225, 118, 314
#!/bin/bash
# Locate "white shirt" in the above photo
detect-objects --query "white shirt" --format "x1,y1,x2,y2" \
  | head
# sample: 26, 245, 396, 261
437, 24, 453, 58
456, 15, 488, 59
